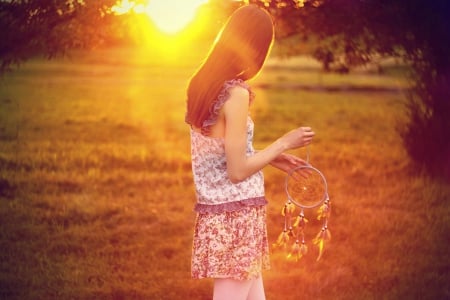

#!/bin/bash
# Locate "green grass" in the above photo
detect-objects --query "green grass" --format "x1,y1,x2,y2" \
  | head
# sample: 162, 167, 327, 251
0, 46, 449, 300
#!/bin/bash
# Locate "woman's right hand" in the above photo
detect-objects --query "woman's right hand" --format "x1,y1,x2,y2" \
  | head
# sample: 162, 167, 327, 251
279, 127, 315, 150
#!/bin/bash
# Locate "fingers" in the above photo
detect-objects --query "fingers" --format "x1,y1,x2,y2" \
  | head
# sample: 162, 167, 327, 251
298, 127, 315, 147
291, 166, 312, 180
291, 157, 308, 167
284, 156, 310, 177
284, 153, 307, 166
301, 127, 315, 139
286, 154, 301, 165
281, 126, 315, 150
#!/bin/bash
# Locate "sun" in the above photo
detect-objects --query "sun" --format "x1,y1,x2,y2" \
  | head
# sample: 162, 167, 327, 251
144, 0, 208, 34
112, 0, 208, 34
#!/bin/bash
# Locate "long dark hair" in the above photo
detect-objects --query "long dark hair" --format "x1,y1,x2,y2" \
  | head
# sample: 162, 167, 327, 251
185, 5, 274, 130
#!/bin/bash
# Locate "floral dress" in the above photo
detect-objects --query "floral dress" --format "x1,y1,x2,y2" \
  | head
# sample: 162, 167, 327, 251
189, 79, 270, 280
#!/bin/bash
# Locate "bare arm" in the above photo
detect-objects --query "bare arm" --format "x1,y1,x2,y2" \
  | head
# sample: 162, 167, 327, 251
223, 87, 314, 183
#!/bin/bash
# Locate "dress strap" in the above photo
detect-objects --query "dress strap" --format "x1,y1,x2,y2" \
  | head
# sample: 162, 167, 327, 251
201, 79, 255, 135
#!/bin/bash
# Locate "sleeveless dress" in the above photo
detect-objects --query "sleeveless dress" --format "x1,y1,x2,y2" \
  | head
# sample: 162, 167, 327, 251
189, 79, 270, 281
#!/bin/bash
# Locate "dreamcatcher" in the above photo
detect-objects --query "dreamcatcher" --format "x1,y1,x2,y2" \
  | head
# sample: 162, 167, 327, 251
274, 147, 331, 261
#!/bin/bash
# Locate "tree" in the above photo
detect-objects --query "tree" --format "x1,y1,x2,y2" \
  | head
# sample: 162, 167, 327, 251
0, 0, 117, 71
248, 0, 450, 179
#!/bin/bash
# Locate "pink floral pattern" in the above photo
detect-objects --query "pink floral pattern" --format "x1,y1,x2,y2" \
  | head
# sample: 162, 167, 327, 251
191, 206, 270, 280
189, 79, 270, 280
190, 80, 266, 214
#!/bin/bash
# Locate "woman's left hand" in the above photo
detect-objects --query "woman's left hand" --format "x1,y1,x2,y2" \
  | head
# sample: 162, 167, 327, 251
269, 152, 308, 174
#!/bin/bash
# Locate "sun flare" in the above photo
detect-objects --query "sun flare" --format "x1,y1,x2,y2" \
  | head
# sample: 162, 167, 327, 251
112, 0, 208, 34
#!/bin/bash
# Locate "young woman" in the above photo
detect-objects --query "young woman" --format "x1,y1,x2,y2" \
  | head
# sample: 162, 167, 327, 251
185, 5, 315, 300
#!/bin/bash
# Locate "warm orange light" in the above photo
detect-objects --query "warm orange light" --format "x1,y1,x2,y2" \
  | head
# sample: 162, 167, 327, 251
111, 0, 135, 15
112, 0, 208, 34
146, 0, 208, 34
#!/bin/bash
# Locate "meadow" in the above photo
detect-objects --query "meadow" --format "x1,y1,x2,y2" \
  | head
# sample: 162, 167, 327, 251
0, 45, 449, 300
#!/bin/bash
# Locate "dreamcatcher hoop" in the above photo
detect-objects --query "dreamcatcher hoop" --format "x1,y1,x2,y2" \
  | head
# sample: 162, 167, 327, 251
274, 146, 331, 261
285, 164, 329, 209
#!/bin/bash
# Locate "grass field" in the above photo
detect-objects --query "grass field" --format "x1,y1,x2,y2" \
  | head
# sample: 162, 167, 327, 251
0, 46, 449, 300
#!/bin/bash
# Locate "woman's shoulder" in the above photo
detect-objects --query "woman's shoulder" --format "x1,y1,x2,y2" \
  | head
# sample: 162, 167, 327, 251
220, 79, 255, 103
214, 79, 254, 115
201, 79, 255, 134
227, 84, 250, 100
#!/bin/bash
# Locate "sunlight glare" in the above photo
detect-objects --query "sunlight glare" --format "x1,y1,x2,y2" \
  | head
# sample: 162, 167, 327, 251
112, 0, 208, 34
146, 0, 208, 34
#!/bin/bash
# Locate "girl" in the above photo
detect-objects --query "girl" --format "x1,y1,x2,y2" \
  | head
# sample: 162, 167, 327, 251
185, 5, 314, 300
